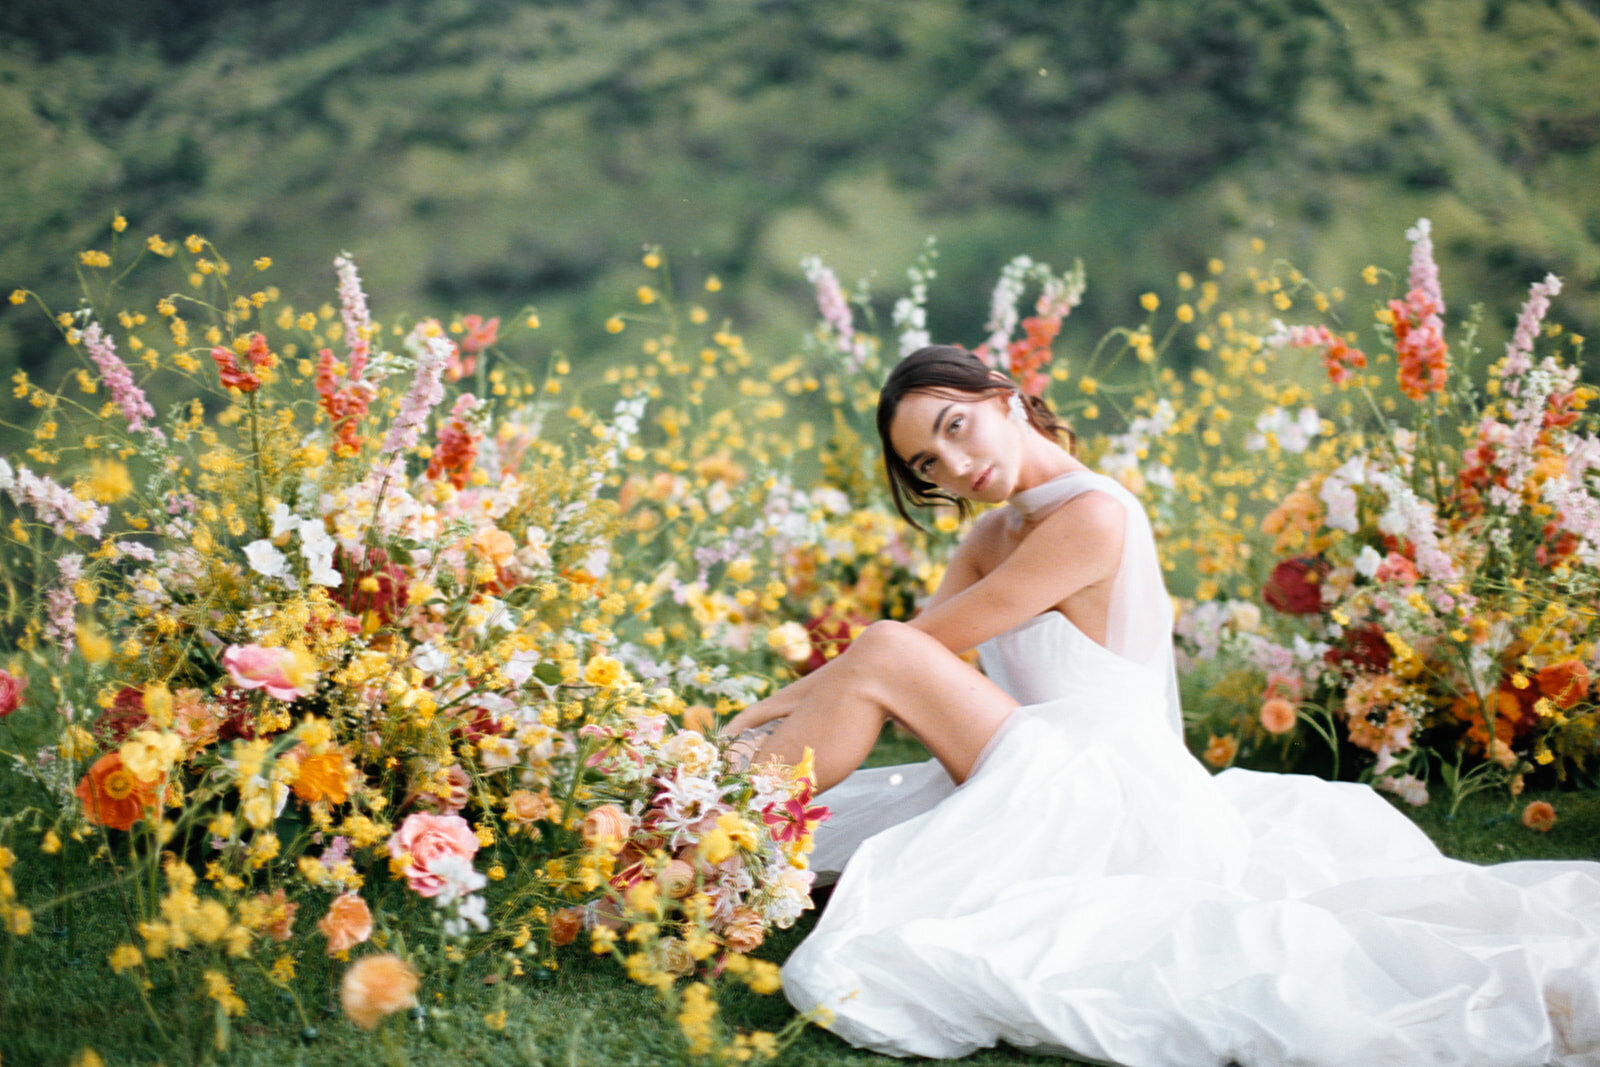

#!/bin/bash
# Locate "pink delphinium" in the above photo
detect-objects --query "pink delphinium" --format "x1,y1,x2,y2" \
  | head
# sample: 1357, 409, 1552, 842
1502, 273, 1562, 393
334, 254, 373, 365
374, 325, 452, 481
43, 553, 83, 651
82, 323, 160, 438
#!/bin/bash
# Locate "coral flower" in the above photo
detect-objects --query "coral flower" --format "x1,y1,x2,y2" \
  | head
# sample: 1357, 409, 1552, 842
318, 892, 374, 954
75, 752, 158, 831
340, 953, 419, 1030
210, 346, 262, 393
1521, 800, 1557, 833
0, 669, 25, 716
1260, 697, 1298, 735
548, 907, 584, 947
222, 643, 319, 701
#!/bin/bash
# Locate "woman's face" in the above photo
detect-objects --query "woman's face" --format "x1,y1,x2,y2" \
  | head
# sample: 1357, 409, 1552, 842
888, 389, 1020, 504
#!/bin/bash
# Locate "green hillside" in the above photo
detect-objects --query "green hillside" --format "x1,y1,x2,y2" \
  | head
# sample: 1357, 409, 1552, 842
3, 0, 1599, 381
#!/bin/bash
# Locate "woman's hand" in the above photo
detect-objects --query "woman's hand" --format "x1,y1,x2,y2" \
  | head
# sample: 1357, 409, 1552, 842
720, 691, 790, 738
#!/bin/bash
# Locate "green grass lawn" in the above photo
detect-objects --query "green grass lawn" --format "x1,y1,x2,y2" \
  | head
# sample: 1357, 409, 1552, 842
3, 740, 1597, 1067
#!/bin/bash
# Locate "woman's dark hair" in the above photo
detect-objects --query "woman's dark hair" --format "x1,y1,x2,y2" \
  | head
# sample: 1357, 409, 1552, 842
876, 344, 1075, 527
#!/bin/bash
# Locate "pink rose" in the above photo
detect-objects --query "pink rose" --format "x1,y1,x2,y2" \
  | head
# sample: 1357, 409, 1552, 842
222, 643, 318, 701
0, 669, 27, 716
386, 812, 479, 898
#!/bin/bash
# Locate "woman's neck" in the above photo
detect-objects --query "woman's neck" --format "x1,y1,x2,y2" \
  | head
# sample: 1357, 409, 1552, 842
1010, 439, 1085, 497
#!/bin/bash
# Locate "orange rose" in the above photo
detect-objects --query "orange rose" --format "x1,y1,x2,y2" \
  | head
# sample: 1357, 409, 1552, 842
75, 752, 159, 831
292, 749, 351, 805
318, 892, 374, 954
1537, 661, 1591, 710
340, 953, 419, 1030
1259, 697, 1297, 735
1521, 800, 1557, 833
548, 907, 585, 947
580, 804, 631, 851
655, 859, 696, 900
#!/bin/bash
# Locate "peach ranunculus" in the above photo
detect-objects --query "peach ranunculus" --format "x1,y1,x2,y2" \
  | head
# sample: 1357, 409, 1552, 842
1260, 697, 1298, 735
222, 643, 319, 701
292, 749, 352, 805
721, 906, 765, 953
318, 892, 374, 954
75, 752, 160, 831
1521, 800, 1557, 833
680, 703, 716, 735
580, 804, 632, 851
0, 669, 26, 716
655, 858, 696, 900
386, 812, 480, 898
1537, 660, 1591, 710
340, 953, 419, 1030
503, 789, 549, 826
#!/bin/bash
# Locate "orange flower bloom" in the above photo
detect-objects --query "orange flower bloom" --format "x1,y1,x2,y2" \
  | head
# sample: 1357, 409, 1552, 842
1521, 800, 1557, 833
1260, 697, 1298, 735
292, 749, 351, 805
75, 752, 158, 831
548, 907, 585, 947
340, 953, 419, 1029
1537, 661, 1591, 710
318, 892, 373, 954
1202, 734, 1238, 769
580, 804, 631, 851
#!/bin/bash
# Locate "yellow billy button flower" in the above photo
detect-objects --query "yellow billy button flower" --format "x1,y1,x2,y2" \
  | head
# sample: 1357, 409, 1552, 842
583, 653, 628, 688
1140, 292, 1159, 312
109, 944, 143, 974
605, 316, 625, 334
8, 290, 24, 305
704, 274, 722, 292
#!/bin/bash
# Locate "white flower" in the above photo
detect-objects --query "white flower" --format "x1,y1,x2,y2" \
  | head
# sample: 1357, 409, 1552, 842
659, 731, 720, 777
413, 642, 452, 676
478, 735, 520, 771
243, 539, 288, 578
0, 458, 13, 491
270, 501, 298, 538
1354, 545, 1383, 578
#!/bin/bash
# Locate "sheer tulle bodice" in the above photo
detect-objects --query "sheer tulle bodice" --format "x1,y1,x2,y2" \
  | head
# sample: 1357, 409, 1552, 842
786, 470, 1600, 1066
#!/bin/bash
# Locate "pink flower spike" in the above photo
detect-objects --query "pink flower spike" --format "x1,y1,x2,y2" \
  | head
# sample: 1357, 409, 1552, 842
82, 323, 161, 438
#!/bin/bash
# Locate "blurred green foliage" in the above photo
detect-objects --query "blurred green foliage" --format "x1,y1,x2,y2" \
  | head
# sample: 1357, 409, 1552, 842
3, 0, 1599, 385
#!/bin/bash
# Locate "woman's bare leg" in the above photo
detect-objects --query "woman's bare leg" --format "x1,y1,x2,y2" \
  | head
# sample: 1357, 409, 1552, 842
745, 620, 1017, 791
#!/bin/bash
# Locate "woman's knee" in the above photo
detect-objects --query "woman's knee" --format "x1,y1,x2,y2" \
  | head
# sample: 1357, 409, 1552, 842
847, 620, 958, 680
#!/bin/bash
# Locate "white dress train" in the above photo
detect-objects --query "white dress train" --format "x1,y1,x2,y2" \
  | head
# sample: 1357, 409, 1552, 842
784, 470, 1600, 1066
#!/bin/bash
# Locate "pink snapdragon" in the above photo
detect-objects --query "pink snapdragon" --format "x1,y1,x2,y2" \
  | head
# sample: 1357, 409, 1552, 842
43, 553, 83, 651
374, 325, 452, 481
82, 323, 160, 438
386, 812, 480, 898
1404, 218, 1445, 313
1502, 273, 1563, 394
334, 254, 373, 366
222, 643, 318, 701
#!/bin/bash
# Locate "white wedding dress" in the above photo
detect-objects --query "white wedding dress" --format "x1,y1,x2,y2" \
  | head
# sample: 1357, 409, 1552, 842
783, 470, 1600, 1066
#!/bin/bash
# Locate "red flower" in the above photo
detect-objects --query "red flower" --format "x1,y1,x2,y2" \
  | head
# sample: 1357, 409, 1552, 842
0, 669, 23, 716
802, 610, 869, 674
210, 346, 261, 393
1324, 624, 1393, 674
761, 780, 831, 844
1390, 289, 1448, 401
459, 314, 499, 355
1263, 557, 1327, 615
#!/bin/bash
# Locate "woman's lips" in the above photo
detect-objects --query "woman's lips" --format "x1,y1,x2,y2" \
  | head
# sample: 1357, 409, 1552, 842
971, 466, 993, 494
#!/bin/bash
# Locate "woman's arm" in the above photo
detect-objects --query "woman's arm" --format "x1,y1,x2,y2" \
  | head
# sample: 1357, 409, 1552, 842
908, 490, 1124, 654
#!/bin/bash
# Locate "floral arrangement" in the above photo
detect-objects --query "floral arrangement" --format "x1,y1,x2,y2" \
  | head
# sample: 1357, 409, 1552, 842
1156, 221, 1600, 808
0, 230, 835, 1058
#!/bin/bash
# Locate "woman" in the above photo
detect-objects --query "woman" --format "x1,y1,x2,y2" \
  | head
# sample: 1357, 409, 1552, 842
723, 345, 1600, 1065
